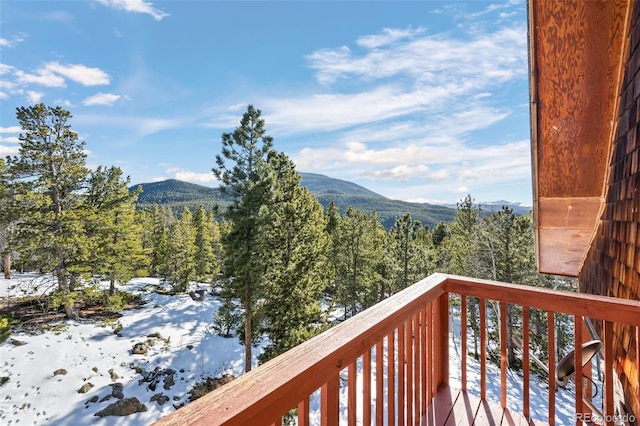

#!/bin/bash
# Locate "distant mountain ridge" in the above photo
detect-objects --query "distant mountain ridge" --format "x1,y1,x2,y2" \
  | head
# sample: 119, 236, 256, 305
442, 200, 532, 216
131, 173, 524, 229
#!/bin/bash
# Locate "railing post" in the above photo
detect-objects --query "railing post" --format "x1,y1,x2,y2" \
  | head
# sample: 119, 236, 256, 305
500, 301, 507, 409
575, 315, 583, 426
297, 398, 309, 426
548, 310, 556, 426
604, 321, 614, 426
347, 361, 356, 425
364, 348, 372, 426
480, 297, 487, 401
399, 322, 406, 425
320, 374, 339, 426
461, 296, 467, 392
387, 331, 395, 426
523, 305, 530, 420
436, 292, 450, 389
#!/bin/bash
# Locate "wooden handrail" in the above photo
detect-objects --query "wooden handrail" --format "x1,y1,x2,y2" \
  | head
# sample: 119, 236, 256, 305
153, 273, 640, 425
154, 273, 446, 425
443, 275, 640, 326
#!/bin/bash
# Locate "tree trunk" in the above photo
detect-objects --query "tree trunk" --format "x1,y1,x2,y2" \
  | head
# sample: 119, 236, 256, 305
3, 253, 10, 279
244, 283, 252, 373
109, 278, 116, 296
55, 268, 75, 319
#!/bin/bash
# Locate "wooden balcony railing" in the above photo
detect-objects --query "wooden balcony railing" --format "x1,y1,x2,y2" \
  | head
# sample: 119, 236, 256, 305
153, 273, 640, 426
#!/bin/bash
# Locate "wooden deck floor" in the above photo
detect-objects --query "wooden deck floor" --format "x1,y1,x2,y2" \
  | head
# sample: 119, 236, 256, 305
422, 386, 550, 426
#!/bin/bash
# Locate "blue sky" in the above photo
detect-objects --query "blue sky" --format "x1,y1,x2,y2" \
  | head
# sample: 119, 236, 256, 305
0, 0, 531, 205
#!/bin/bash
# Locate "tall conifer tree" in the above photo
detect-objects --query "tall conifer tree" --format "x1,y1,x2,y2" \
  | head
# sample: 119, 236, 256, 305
7, 104, 90, 317
84, 166, 146, 295
212, 105, 273, 372
257, 152, 328, 362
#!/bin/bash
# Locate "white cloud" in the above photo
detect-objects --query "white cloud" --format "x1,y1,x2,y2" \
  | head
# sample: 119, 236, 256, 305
75, 114, 184, 137
14, 69, 66, 87
0, 137, 21, 144
0, 126, 21, 134
0, 145, 20, 156
260, 86, 431, 135
170, 169, 218, 184
0, 92, 8, 100
26, 90, 44, 103
356, 27, 425, 49
0, 64, 15, 75
306, 26, 526, 85
0, 34, 25, 48
10, 62, 111, 91
44, 62, 110, 86
83, 92, 121, 106
98, 0, 169, 21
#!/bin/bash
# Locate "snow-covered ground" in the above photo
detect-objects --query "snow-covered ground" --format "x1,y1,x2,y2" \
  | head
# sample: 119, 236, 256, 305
0, 275, 602, 425
1, 275, 257, 426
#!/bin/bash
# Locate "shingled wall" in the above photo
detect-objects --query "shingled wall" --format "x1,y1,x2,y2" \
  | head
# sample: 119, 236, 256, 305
579, 0, 640, 416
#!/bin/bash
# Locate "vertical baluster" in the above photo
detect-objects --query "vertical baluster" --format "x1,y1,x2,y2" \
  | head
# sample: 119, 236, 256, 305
438, 293, 450, 388
413, 313, 420, 422
376, 341, 384, 424
348, 361, 357, 425
604, 321, 614, 425
387, 330, 396, 426
427, 303, 434, 400
548, 310, 556, 426
500, 301, 507, 408
406, 318, 414, 425
582, 320, 592, 402
399, 322, 406, 426
421, 304, 428, 417
523, 305, 530, 419
575, 315, 583, 425
480, 297, 487, 401
461, 295, 467, 393
321, 374, 339, 426
364, 347, 372, 426
298, 398, 309, 426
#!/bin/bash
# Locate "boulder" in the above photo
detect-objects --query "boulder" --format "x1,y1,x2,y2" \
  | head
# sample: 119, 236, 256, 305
78, 382, 94, 393
94, 397, 147, 417
110, 383, 124, 399
132, 342, 148, 355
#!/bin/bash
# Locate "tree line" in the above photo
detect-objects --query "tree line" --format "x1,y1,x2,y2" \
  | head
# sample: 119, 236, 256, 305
0, 104, 573, 374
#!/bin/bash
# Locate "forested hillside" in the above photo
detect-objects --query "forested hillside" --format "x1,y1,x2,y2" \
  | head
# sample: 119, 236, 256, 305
133, 173, 457, 229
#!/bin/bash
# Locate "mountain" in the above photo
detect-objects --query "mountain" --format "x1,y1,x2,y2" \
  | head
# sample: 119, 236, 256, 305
299, 172, 387, 200
442, 200, 532, 216
131, 173, 457, 229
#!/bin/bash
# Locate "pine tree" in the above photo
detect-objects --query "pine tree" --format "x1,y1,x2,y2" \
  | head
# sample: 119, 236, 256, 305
0, 159, 15, 279
147, 205, 173, 278
389, 213, 431, 293
323, 201, 342, 302
212, 105, 273, 372
257, 152, 328, 362
7, 104, 90, 318
334, 207, 382, 318
367, 211, 392, 304
84, 166, 146, 295
167, 207, 196, 293
193, 205, 215, 282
